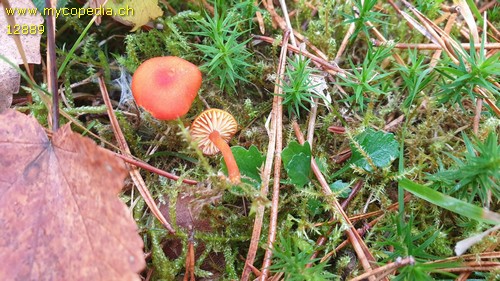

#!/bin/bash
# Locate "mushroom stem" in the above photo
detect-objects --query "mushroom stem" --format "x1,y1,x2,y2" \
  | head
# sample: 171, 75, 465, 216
209, 130, 241, 184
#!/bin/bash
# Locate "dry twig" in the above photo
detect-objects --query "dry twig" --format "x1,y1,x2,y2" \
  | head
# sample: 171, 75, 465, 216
292, 121, 379, 280
98, 76, 176, 234
241, 30, 290, 281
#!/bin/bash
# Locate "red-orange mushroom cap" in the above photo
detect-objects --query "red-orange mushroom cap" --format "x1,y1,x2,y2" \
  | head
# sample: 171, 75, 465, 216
131, 56, 202, 120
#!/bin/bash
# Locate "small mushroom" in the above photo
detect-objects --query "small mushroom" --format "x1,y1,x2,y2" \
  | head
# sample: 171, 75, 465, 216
131, 56, 202, 120
190, 109, 241, 184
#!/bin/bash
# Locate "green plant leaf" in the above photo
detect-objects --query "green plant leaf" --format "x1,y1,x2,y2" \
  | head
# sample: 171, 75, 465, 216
329, 180, 351, 198
282, 141, 311, 164
286, 153, 312, 187
399, 178, 500, 225
282, 141, 312, 187
221, 145, 264, 185
349, 128, 399, 172
427, 131, 500, 206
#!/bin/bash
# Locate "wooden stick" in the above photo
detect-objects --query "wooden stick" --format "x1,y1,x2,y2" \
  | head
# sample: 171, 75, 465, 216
259, 29, 287, 279
98, 76, 176, 234
292, 121, 378, 279
372, 41, 500, 50
350, 257, 415, 281
240, 30, 290, 281
112, 153, 197, 185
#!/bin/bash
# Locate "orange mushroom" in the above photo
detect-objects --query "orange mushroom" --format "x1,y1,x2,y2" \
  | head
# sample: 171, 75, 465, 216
131, 56, 202, 120
190, 109, 241, 184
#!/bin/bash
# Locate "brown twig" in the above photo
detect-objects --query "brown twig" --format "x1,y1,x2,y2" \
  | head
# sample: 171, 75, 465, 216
473, 90, 484, 136
159, 0, 177, 15
314, 194, 411, 268
187, 0, 214, 15
476, 87, 500, 116
486, 21, 500, 40
473, 15, 490, 136
292, 121, 378, 280
426, 251, 500, 264
334, 4, 357, 62
259, 4, 293, 270
254, 0, 265, 34
365, 20, 405, 66
440, 5, 461, 14
112, 153, 197, 185
479, 0, 499, 13
241, 30, 290, 281
98, 76, 176, 234
388, 0, 500, 117
262, 0, 328, 60
252, 35, 346, 74
430, 12, 457, 69
45, 0, 58, 131
259, 29, 288, 280
350, 257, 416, 281
372, 40, 500, 50
341, 180, 364, 209
434, 262, 500, 273
306, 180, 364, 268
456, 243, 499, 280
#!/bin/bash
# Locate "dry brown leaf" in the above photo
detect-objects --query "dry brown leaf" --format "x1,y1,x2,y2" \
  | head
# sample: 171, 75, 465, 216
0, 67, 16, 111
89, 0, 163, 31
456, 0, 479, 43
0, 0, 43, 111
0, 109, 145, 281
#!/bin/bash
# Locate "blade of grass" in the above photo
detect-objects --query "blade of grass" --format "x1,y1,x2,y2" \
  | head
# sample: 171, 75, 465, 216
458, 0, 480, 43
399, 178, 500, 225
463, 0, 483, 25
57, 15, 97, 78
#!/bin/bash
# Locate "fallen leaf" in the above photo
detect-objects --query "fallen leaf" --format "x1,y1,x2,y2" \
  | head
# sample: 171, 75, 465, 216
90, 0, 163, 31
0, 109, 145, 280
0, 67, 16, 111
0, 0, 43, 110
31, 0, 70, 11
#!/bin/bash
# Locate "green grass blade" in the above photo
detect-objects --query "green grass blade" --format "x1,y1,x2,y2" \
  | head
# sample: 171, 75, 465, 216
399, 178, 500, 225
57, 16, 96, 78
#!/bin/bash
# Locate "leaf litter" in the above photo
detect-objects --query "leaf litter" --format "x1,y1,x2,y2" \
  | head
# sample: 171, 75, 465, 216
0, 0, 43, 111
0, 109, 145, 280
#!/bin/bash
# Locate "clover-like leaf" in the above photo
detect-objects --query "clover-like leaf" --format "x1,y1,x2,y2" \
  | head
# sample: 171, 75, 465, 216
282, 141, 312, 188
222, 145, 265, 186
349, 128, 399, 172
0, 109, 145, 280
